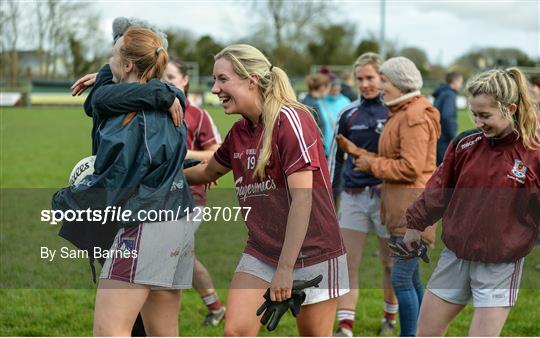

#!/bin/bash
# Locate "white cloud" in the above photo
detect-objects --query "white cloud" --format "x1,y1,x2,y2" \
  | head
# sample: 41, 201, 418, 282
337, 0, 539, 64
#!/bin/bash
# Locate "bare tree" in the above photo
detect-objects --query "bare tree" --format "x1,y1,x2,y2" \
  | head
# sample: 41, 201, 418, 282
1, 0, 20, 84
251, 0, 329, 51
30, 0, 105, 79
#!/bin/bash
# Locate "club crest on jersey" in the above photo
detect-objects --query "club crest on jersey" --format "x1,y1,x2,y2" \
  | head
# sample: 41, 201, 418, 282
375, 119, 386, 134
511, 160, 527, 179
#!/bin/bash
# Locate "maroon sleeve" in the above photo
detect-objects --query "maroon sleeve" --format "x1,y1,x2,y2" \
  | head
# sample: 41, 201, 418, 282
406, 142, 457, 231
213, 128, 233, 169
278, 107, 321, 176
198, 110, 222, 148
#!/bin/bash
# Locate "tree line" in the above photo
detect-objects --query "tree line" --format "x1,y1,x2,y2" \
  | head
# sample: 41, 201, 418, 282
1, 0, 537, 87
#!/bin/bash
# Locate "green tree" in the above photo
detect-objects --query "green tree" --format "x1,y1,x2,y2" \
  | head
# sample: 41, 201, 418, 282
192, 35, 223, 76
400, 46, 430, 76
453, 47, 537, 76
165, 28, 196, 61
355, 39, 380, 57
307, 24, 356, 66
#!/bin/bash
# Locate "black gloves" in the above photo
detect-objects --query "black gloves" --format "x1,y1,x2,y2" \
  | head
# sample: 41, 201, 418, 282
256, 274, 323, 331
389, 237, 430, 263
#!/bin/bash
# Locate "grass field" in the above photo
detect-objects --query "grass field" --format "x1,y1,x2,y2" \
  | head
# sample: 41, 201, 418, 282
0, 106, 539, 336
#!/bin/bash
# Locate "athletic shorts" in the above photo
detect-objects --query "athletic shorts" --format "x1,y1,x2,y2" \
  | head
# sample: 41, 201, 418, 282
192, 205, 204, 232
428, 247, 524, 307
100, 217, 195, 289
235, 253, 350, 305
338, 189, 389, 238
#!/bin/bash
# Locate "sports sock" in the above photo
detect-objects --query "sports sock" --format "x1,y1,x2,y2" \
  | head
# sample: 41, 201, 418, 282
202, 292, 222, 312
383, 301, 398, 322
337, 309, 355, 331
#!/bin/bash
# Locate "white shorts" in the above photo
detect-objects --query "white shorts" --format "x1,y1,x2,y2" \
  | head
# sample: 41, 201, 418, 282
192, 205, 204, 232
338, 189, 389, 238
235, 253, 350, 305
100, 217, 195, 289
428, 247, 524, 307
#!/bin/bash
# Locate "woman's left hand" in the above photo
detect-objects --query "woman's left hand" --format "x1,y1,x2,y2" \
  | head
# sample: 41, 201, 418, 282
354, 156, 375, 173
270, 266, 293, 302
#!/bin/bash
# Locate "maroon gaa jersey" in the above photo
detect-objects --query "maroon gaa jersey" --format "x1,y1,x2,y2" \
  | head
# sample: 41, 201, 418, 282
214, 106, 345, 267
185, 99, 222, 206
406, 129, 540, 263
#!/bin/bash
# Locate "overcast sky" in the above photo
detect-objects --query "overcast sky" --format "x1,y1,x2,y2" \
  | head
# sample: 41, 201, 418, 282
93, 0, 539, 66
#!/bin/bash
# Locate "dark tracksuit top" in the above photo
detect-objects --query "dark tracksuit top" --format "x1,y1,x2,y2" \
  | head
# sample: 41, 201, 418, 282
432, 84, 458, 164
406, 129, 540, 263
329, 96, 389, 197
53, 64, 194, 266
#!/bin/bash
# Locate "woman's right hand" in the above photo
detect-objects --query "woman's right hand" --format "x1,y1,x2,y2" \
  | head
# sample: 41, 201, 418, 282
168, 97, 184, 127
71, 73, 97, 96
403, 228, 422, 251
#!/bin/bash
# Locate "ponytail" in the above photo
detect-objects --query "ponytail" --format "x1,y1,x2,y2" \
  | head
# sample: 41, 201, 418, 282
215, 44, 311, 179
506, 68, 539, 149
257, 66, 308, 178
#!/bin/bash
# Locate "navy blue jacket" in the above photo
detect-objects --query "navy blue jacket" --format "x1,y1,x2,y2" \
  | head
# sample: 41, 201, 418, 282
53, 65, 194, 268
329, 96, 388, 197
84, 65, 183, 154
433, 84, 458, 164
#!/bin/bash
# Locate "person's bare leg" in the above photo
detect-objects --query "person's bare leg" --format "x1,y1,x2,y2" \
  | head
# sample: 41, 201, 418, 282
223, 272, 268, 337
140, 289, 182, 336
337, 229, 367, 311
378, 237, 396, 303
468, 307, 511, 337
93, 279, 150, 336
416, 290, 465, 336
193, 256, 217, 296
296, 297, 338, 336
378, 236, 398, 332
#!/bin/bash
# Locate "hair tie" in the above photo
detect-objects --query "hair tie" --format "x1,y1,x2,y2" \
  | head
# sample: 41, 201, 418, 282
269, 65, 274, 72
155, 47, 164, 55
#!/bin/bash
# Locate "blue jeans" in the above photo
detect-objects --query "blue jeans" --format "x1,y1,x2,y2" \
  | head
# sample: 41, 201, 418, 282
391, 246, 424, 337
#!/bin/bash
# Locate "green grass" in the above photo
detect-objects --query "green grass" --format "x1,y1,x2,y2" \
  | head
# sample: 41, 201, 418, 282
0, 106, 539, 336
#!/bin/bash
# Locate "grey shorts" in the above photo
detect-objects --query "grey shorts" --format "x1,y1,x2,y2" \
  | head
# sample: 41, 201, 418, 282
192, 206, 204, 232
235, 253, 350, 305
428, 247, 525, 307
100, 217, 195, 289
338, 189, 389, 238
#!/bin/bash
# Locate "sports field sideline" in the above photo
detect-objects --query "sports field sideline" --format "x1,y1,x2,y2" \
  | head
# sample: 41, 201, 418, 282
0, 106, 538, 336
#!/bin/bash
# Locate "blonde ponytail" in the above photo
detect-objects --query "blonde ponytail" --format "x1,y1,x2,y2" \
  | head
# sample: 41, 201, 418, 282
466, 67, 539, 149
215, 44, 311, 178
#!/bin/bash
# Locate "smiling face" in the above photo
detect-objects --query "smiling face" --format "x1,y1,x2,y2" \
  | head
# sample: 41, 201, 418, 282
469, 93, 516, 138
211, 57, 259, 116
380, 74, 403, 102
355, 64, 381, 100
